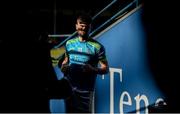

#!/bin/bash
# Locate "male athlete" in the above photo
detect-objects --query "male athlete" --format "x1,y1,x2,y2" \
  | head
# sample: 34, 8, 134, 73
61, 14, 109, 113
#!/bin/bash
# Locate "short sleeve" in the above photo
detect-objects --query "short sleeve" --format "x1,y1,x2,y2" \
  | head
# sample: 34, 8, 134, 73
97, 45, 107, 62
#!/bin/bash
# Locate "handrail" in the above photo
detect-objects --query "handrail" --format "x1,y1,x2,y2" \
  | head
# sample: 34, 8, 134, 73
53, 0, 117, 48
48, 34, 71, 37
89, 0, 136, 37
92, 0, 117, 20
53, 31, 77, 48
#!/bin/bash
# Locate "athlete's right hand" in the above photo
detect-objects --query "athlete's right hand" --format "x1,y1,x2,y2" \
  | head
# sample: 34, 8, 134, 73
61, 64, 70, 75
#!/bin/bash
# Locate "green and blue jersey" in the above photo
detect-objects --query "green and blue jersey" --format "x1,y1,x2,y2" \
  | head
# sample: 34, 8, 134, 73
65, 37, 106, 66
65, 37, 107, 90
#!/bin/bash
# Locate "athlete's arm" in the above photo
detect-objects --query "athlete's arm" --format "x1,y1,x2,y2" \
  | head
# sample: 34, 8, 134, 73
62, 56, 68, 65
98, 60, 109, 74
61, 56, 70, 74
83, 60, 109, 75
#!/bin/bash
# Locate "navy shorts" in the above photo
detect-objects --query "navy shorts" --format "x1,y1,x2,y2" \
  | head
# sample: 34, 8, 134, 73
65, 88, 94, 113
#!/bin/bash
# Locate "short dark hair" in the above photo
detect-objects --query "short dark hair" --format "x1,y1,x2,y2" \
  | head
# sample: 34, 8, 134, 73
76, 13, 92, 24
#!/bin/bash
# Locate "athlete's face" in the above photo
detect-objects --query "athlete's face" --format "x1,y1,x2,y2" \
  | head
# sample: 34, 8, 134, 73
76, 19, 91, 38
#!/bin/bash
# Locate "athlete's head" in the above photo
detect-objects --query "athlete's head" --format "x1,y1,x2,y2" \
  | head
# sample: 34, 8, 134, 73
76, 14, 92, 38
